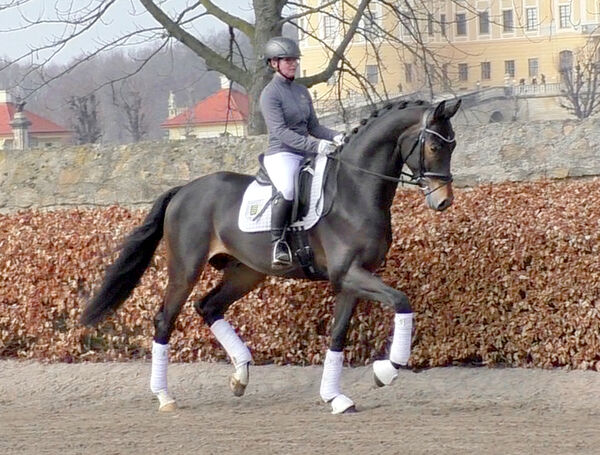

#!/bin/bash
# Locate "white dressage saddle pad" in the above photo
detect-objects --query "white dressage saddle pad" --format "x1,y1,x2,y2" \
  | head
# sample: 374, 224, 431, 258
238, 154, 328, 233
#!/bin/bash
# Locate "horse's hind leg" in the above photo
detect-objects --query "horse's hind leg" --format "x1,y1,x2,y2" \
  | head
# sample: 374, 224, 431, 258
151, 257, 205, 412
194, 259, 265, 397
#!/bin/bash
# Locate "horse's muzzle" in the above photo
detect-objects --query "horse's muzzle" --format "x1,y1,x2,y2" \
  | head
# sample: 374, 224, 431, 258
423, 178, 454, 211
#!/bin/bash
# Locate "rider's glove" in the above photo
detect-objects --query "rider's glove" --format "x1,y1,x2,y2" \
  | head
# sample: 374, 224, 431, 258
317, 140, 337, 156
333, 133, 345, 146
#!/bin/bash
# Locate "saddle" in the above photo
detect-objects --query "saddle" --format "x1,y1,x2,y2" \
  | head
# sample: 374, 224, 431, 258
256, 153, 315, 223
255, 153, 322, 279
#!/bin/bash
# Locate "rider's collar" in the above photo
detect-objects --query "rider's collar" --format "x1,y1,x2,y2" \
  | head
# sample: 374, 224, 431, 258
274, 71, 294, 84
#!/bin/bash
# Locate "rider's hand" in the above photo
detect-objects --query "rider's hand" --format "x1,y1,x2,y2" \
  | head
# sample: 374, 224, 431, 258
317, 140, 337, 156
333, 133, 345, 146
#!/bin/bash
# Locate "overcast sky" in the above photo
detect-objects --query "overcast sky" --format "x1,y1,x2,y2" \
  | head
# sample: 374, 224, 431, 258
1, 0, 254, 63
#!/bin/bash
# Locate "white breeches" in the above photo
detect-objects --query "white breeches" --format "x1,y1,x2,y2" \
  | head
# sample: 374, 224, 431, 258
263, 152, 304, 201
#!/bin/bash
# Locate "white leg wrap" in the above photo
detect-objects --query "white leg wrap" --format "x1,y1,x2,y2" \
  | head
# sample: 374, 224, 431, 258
319, 350, 344, 402
150, 341, 169, 394
210, 319, 252, 368
389, 312, 413, 366
373, 360, 400, 386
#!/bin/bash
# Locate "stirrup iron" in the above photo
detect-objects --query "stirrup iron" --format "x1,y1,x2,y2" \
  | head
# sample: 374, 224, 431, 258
272, 237, 292, 267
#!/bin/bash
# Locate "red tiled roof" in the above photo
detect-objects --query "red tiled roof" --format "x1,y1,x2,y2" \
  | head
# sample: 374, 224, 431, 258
0, 102, 71, 136
161, 88, 249, 128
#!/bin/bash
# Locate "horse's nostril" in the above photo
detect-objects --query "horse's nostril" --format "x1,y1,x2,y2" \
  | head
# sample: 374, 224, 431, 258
436, 197, 453, 211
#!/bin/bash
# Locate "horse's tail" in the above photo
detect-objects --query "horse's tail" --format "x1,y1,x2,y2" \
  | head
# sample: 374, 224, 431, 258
80, 186, 183, 326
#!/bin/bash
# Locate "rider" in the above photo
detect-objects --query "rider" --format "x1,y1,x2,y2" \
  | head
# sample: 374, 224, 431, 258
260, 36, 343, 269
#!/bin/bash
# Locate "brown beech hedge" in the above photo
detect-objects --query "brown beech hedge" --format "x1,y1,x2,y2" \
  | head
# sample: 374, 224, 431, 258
2, 179, 600, 369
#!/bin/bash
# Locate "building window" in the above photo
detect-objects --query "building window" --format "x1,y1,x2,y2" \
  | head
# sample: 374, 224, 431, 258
297, 17, 307, 42
458, 63, 468, 81
456, 13, 467, 36
481, 62, 491, 80
526, 8, 538, 31
427, 13, 434, 36
505, 60, 515, 78
440, 14, 446, 37
559, 50, 574, 72
405, 63, 413, 83
503, 10, 514, 32
400, 11, 416, 37
442, 63, 450, 89
479, 11, 490, 34
559, 5, 571, 29
528, 58, 539, 77
366, 65, 379, 84
362, 4, 382, 40
323, 15, 336, 40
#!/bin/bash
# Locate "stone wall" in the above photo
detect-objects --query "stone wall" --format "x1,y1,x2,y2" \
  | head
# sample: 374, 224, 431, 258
1, 118, 599, 212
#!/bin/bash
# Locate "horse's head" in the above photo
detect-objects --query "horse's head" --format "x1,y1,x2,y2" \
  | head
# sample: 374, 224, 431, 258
398, 99, 461, 211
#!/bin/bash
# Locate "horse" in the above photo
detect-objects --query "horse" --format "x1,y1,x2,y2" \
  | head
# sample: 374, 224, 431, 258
81, 98, 461, 414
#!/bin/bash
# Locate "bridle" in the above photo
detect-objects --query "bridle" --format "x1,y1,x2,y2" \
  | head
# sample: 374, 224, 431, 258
330, 107, 455, 195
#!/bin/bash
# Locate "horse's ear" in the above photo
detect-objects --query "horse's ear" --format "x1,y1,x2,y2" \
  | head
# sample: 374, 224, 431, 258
444, 99, 462, 119
432, 100, 447, 122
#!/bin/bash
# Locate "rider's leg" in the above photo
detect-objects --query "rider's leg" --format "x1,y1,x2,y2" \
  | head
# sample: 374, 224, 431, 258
270, 193, 293, 266
263, 152, 303, 268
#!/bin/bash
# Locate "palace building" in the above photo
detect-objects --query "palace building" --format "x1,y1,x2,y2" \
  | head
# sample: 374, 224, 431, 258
297, 0, 600, 100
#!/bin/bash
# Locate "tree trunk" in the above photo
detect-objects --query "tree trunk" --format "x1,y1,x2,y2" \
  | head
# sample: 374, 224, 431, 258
246, 66, 272, 135
244, 0, 285, 135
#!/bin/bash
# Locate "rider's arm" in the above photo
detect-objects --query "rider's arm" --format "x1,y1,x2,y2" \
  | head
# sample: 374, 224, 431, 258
260, 85, 320, 154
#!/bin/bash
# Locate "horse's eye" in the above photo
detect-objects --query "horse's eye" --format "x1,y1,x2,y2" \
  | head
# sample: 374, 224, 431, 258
430, 141, 441, 152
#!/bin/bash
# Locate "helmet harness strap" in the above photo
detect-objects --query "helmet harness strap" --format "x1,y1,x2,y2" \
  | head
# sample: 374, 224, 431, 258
274, 58, 295, 81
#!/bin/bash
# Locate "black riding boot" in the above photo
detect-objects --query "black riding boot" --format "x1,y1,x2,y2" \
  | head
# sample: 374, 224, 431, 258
271, 194, 293, 269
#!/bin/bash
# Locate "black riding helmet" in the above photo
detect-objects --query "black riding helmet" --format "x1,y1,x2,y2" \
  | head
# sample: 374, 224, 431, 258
264, 36, 301, 64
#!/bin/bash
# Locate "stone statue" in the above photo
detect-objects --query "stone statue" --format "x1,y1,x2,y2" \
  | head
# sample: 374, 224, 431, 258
15, 97, 26, 113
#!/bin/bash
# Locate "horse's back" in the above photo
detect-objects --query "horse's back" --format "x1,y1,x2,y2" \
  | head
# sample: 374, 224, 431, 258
168, 171, 253, 218
161, 171, 256, 265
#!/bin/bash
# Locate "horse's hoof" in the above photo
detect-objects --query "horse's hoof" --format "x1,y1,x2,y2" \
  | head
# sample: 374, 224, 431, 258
156, 390, 177, 412
373, 373, 385, 388
159, 401, 177, 412
373, 360, 399, 387
230, 363, 249, 397
230, 376, 247, 397
330, 394, 356, 415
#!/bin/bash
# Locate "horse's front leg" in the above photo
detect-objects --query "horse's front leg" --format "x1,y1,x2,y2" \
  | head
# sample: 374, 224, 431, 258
319, 291, 358, 414
337, 264, 414, 388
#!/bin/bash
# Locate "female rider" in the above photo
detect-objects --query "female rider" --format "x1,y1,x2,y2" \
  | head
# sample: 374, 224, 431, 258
260, 36, 343, 269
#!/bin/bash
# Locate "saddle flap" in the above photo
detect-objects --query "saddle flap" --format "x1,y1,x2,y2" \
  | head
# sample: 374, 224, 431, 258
255, 154, 271, 186
292, 157, 316, 222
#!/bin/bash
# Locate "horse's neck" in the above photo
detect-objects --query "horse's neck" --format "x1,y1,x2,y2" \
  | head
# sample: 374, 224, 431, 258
332, 109, 420, 213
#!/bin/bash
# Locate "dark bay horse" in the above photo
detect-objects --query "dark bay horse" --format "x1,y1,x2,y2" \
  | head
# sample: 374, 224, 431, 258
81, 98, 461, 414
